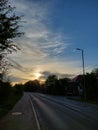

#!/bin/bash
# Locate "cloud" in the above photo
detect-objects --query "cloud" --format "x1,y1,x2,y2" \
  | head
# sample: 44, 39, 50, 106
7, 57, 35, 74
8, 0, 79, 83
8, 56, 80, 83
13, 0, 68, 57
39, 71, 75, 81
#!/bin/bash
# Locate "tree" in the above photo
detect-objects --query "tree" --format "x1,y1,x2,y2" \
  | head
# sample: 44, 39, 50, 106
91, 68, 98, 78
0, 53, 11, 81
0, 81, 12, 99
23, 80, 40, 92
45, 75, 57, 94
45, 75, 68, 95
85, 72, 98, 100
0, 0, 23, 53
0, 0, 23, 80
13, 83, 23, 95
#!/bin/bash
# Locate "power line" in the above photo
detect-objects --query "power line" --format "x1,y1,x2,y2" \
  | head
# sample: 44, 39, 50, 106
74, 64, 98, 75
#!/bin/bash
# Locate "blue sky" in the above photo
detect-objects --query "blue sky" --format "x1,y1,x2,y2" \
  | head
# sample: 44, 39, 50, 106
8, 0, 98, 84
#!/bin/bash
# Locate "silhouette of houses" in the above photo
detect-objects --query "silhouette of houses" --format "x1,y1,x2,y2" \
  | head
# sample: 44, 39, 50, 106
67, 75, 83, 96
71, 75, 83, 83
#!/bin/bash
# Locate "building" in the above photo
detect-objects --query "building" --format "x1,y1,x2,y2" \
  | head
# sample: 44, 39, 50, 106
67, 75, 83, 96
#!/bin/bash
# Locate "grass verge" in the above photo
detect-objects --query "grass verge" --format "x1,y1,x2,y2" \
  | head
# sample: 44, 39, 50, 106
0, 93, 23, 119
67, 96, 98, 105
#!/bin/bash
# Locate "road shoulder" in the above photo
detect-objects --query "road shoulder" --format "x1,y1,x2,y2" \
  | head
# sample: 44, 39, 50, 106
0, 93, 37, 130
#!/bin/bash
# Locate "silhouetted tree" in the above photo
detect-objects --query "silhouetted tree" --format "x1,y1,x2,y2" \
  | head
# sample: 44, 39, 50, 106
23, 80, 40, 92
0, 0, 23, 52
85, 71, 98, 101
45, 75, 70, 95
91, 68, 98, 78
0, 0, 23, 80
0, 81, 12, 99
13, 83, 23, 95
45, 75, 57, 94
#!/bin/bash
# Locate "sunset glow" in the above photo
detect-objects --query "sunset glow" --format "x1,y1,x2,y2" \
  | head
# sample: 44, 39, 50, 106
34, 72, 42, 79
7, 0, 97, 84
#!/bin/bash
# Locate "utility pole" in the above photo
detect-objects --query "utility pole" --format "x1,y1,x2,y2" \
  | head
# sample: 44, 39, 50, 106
76, 48, 86, 100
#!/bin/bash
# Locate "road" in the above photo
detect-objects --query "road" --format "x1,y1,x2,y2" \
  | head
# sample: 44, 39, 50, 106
0, 92, 98, 130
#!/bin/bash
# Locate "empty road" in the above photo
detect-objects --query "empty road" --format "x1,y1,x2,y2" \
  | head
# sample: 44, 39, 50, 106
1, 92, 98, 130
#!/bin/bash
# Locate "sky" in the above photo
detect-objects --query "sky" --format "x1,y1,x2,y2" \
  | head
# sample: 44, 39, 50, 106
7, 0, 98, 84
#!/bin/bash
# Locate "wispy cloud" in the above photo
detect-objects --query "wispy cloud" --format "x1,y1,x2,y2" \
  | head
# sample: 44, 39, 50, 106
8, 0, 79, 83
13, 0, 68, 56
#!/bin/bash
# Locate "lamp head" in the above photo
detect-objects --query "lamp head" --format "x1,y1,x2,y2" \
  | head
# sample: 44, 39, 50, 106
76, 48, 81, 50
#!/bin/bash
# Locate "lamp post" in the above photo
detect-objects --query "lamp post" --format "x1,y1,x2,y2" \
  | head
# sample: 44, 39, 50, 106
76, 48, 86, 100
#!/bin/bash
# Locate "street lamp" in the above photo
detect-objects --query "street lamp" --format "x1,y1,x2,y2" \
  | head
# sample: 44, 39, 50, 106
76, 48, 86, 100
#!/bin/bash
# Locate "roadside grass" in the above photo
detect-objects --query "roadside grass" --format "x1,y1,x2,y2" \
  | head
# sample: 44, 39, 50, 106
67, 96, 98, 105
83, 99, 98, 105
0, 92, 23, 119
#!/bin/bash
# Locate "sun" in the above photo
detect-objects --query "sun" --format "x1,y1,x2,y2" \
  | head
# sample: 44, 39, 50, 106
34, 72, 41, 79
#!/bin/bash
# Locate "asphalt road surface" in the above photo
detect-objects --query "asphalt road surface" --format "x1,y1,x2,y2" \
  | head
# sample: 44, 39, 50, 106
0, 92, 98, 130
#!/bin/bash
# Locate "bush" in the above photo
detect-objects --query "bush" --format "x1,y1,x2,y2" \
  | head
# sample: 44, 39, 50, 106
0, 81, 12, 99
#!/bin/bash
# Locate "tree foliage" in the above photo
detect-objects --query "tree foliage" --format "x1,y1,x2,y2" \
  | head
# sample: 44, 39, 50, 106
45, 75, 57, 94
0, 80, 11, 98
85, 71, 98, 100
23, 80, 40, 92
45, 75, 70, 95
0, 0, 23, 53
0, 0, 23, 80
91, 68, 98, 78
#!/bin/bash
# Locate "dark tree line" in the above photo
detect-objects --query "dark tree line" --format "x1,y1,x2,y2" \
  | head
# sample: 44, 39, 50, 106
21, 68, 98, 101
1, 68, 97, 102
85, 68, 98, 100
44, 75, 70, 95
0, 0, 23, 100
21, 75, 70, 96
23, 80, 40, 92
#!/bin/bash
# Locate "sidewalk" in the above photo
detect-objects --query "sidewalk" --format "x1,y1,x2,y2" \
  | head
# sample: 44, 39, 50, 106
0, 93, 37, 130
